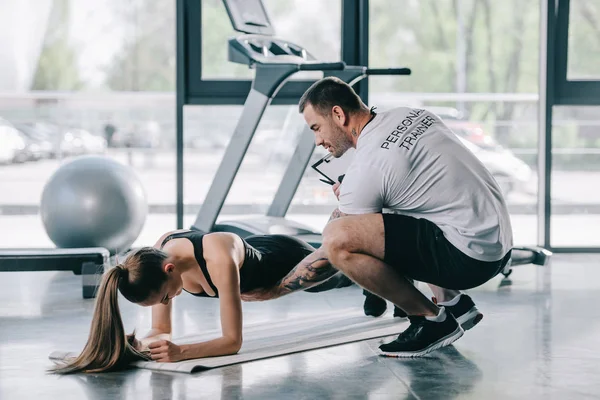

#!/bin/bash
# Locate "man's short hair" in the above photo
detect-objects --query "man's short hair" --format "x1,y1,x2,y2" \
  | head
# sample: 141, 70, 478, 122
298, 77, 364, 116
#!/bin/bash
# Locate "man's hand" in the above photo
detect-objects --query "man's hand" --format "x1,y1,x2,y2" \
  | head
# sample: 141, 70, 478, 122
148, 340, 186, 363
332, 174, 345, 200
332, 182, 341, 200
240, 287, 278, 302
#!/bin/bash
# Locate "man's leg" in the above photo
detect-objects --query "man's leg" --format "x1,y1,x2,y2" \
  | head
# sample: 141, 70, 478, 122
321, 214, 464, 357
427, 285, 460, 303
322, 214, 438, 316
362, 290, 388, 317
427, 284, 483, 331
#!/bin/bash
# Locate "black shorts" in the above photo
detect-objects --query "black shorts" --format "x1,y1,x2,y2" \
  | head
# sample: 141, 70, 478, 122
382, 213, 511, 290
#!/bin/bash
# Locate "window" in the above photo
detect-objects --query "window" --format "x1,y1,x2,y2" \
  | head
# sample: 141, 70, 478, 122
567, 0, 600, 80
551, 106, 600, 247
183, 104, 311, 227
0, 0, 178, 248
201, 0, 342, 79
369, 0, 541, 245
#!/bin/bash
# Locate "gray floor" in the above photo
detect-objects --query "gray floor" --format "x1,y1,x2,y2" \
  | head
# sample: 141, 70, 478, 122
2, 255, 600, 399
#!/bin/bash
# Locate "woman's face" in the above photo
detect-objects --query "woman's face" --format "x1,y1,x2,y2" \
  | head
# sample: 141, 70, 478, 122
157, 272, 184, 305
140, 263, 184, 306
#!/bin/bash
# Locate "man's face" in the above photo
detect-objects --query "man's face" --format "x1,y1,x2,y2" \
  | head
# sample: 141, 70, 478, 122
303, 104, 353, 158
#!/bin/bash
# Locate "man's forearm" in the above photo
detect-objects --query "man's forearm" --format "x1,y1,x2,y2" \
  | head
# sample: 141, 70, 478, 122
328, 207, 348, 223
273, 207, 347, 295
259, 208, 346, 299
274, 247, 338, 297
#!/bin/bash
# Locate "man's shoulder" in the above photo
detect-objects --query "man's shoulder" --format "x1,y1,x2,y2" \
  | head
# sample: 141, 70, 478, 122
345, 157, 379, 176
346, 155, 401, 180
379, 106, 426, 118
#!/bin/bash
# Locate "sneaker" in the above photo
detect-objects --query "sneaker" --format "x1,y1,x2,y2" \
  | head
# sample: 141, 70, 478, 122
363, 290, 387, 317
378, 308, 464, 358
439, 294, 483, 331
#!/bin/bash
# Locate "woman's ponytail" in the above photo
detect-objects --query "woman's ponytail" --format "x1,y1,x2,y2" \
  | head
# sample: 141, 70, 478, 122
50, 266, 150, 374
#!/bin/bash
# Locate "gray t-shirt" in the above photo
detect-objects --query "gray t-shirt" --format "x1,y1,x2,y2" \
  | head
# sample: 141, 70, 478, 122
338, 107, 513, 262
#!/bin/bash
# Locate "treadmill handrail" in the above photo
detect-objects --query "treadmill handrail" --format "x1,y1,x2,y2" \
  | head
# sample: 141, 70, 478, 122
298, 62, 346, 71
366, 68, 412, 75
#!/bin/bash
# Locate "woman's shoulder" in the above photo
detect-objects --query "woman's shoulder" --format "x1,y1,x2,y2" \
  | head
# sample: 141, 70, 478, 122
153, 229, 193, 248
203, 233, 246, 276
203, 232, 244, 257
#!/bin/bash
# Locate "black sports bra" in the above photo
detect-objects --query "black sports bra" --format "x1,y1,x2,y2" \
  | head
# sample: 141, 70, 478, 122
160, 230, 218, 297
160, 231, 291, 298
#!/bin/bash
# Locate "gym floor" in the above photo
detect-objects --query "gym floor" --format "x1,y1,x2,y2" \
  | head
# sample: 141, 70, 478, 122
2, 254, 600, 399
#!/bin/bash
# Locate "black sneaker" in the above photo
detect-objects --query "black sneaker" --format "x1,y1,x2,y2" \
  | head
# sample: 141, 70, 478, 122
363, 290, 387, 317
378, 309, 464, 358
439, 294, 483, 331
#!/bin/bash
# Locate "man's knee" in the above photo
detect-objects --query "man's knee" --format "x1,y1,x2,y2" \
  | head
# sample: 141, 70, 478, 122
322, 223, 353, 266
322, 214, 385, 263
322, 221, 348, 250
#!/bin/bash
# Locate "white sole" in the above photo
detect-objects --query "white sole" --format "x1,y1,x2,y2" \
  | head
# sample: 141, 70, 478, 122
455, 306, 483, 331
378, 325, 464, 358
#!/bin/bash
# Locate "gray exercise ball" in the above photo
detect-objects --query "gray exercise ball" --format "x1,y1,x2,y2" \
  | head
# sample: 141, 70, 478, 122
41, 155, 148, 254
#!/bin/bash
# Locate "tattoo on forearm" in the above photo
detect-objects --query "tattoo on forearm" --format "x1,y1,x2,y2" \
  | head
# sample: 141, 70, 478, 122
328, 208, 346, 223
277, 250, 337, 295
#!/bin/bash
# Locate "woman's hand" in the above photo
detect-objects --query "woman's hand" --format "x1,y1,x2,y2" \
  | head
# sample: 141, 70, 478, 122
126, 334, 143, 351
139, 331, 171, 351
148, 340, 186, 363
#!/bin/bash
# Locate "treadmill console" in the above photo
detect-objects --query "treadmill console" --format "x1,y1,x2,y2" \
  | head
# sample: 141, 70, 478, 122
223, 0, 318, 67
228, 35, 317, 67
223, 0, 275, 35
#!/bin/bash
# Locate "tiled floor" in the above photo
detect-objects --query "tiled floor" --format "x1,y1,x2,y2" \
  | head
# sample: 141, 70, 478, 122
1, 254, 600, 399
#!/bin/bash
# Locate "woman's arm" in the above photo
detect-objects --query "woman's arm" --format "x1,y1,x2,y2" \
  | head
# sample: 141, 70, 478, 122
177, 276, 243, 360
139, 302, 173, 351
149, 233, 244, 362
182, 233, 243, 358
148, 302, 173, 337
139, 229, 185, 345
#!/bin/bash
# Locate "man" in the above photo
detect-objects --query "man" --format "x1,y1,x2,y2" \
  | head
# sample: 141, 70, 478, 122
243, 77, 513, 357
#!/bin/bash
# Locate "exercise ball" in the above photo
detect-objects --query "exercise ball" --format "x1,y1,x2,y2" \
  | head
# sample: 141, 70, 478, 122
41, 155, 148, 254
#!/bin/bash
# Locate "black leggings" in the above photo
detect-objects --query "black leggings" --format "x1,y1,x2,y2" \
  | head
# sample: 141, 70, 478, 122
240, 234, 353, 293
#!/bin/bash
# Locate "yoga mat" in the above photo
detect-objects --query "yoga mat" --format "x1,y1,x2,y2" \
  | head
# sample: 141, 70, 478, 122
50, 309, 406, 374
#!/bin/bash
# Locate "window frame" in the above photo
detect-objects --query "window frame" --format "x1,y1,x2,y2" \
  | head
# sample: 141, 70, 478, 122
175, 0, 367, 227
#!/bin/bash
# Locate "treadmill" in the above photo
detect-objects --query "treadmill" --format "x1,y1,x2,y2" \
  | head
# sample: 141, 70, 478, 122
191, 0, 552, 274
191, 0, 411, 248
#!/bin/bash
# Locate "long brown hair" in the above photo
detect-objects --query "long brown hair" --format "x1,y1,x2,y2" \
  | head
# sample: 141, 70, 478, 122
50, 247, 168, 374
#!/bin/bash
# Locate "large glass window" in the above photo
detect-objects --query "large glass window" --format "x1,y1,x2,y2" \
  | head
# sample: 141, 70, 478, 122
201, 0, 342, 79
551, 106, 600, 247
567, 0, 600, 80
183, 104, 313, 227
369, 0, 541, 245
182, 104, 241, 225
0, 0, 177, 248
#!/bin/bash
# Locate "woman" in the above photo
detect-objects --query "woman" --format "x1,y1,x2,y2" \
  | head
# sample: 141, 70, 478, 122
51, 230, 351, 374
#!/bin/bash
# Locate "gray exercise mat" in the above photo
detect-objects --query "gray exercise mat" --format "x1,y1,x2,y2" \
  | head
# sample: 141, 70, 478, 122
49, 309, 406, 374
